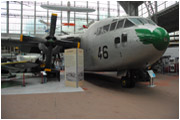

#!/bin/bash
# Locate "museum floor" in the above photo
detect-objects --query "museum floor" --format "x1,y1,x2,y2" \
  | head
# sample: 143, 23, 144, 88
1, 73, 179, 119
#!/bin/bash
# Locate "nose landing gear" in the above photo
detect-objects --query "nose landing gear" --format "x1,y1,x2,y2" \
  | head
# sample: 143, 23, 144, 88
120, 69, 150, 88
121, 77, 135, 88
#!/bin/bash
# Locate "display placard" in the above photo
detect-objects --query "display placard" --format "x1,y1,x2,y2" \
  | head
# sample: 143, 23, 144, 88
147, 70, 156, 78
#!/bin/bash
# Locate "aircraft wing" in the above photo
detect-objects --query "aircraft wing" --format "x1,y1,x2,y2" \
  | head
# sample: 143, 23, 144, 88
1, 34, 81, 53
1, 36, 40, 53
1, 61, 39, 73
41, 5, 95, 12
2, 37, 24, 47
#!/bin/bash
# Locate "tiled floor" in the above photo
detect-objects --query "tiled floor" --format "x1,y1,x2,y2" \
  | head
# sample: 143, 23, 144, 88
1, 72, 83, 95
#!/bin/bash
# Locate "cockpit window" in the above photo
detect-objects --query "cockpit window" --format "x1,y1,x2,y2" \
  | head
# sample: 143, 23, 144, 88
129, 18, 143, 25
103, 24, 110, 33
138, 18, 148, 24
110, 22, 117, 31
116, 19, 124, 29
146, 19, 156, 25
124, 19, 135, 28
129, 18, 156, 26
97, 27, 103, 35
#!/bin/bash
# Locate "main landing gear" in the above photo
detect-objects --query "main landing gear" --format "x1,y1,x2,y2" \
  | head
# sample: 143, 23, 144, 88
120, 69, 150, 88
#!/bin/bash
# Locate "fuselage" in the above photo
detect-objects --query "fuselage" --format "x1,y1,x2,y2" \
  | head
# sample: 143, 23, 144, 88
80, 16, 170, 71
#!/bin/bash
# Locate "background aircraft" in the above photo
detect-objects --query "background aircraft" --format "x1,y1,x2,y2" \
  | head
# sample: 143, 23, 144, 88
41, 1, 95, 27
39, 19, 93, 34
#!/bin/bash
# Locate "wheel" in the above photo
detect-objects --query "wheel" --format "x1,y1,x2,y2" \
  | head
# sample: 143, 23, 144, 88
121, 77, 135, 88
130, 79, 135, 88
121, 77, 131, 88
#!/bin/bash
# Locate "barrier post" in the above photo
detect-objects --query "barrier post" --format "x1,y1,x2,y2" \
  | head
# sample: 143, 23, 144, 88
41, 72, 43, 84
22, 73, 25, 87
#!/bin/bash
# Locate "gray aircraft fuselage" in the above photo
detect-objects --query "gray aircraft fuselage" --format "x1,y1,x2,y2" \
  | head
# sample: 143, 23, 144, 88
80, 16, 169, 71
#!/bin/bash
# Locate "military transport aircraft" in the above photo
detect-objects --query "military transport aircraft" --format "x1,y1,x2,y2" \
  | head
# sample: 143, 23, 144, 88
41, 1, 95, 27
2, 13, 169, 88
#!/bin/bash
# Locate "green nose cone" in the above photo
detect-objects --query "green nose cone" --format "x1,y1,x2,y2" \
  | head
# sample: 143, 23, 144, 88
135, 28, 170, 51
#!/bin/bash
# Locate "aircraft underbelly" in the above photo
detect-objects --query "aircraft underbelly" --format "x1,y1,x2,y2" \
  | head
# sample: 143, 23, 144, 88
122, 44, 165, 69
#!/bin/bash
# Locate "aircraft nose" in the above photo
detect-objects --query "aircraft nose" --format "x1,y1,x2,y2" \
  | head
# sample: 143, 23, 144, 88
152, 27, 170, 51
135, 27, 170, 51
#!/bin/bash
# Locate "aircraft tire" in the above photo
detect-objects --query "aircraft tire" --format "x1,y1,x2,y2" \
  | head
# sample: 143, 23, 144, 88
121, 77, 135, 88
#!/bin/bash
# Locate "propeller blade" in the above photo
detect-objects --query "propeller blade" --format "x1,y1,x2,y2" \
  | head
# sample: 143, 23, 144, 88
55, 40, 78, 48
49, 13, 57, 38
58, 53, 60, 60
42, 54, 45, 61
20, 35, 46, 43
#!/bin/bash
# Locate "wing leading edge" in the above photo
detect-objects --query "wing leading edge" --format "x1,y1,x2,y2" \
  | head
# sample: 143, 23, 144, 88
41, 5, 95, 12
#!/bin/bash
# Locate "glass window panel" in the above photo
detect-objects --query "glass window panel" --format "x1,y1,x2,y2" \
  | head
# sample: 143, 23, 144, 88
23, 1, 34, 35
157, 1, 166, 12
119, 5, 126, 16
103, 24, 110, 33
9, 2, 21, 34
1, 1, 6, 33
117, 19, 124, 29
146, 19, 156, 25
75, 1, 87, 33
36, 2, 48, 34
88, 2, 97, 22
110, 1, 118, 17
166, 1, 176, 8
110, 22, 117, 31
124, 19, 134, 28
99, 2, 108, 20
138, 18, 148, 24
129, 18, 143, 25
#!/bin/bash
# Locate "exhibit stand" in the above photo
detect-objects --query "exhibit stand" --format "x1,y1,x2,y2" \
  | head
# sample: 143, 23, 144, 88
64, 48, 84, 88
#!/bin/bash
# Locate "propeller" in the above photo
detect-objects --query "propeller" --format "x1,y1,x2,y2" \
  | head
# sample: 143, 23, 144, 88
20, 13, 58, 69
49, 13, 57, 39
20, 13, 80, 70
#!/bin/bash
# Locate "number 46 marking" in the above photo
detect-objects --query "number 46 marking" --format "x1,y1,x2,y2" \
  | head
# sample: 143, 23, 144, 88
98, 45, 108, 59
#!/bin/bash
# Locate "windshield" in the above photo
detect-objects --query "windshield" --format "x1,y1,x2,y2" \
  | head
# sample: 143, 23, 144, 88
146, 19, 156, 25
124, 19, 135, 28
129, 18, 156, 25
128, 18, 143, 25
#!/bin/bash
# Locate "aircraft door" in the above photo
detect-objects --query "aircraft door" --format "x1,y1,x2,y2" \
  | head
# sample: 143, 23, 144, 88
121, 32, 127, 47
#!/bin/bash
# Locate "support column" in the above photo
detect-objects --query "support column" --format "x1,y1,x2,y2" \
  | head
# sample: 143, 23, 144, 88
74, 1, 76, 33
61, 1, 62, 32
164, 1, 166, 9
154, 1, 158, 24
47, 1, 49, 25
117, 3, 120, 16
127, 2, 131, 16
59, 2, 61, 34
6, 1, 9, 34
86, 1, 88, 24
21, 1, 23, 34
119, 1, 140, 16
34, 1, 36, 35
97, 1, 99, 21
154, 1, 157, 13
108, 1, 110, 18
